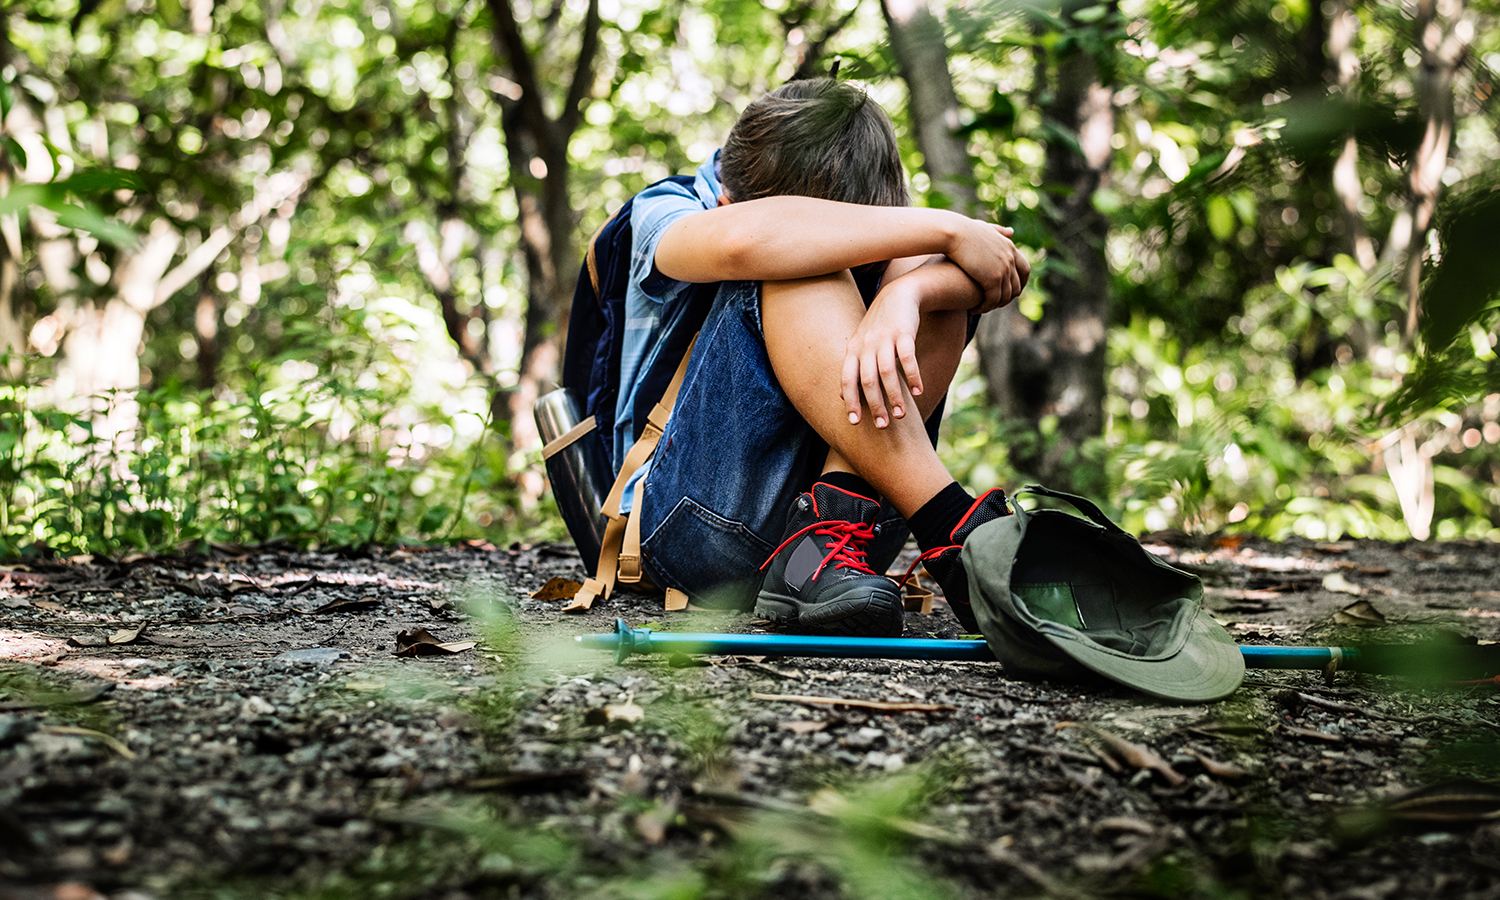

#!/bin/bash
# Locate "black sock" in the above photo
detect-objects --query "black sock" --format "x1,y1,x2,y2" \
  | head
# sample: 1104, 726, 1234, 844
815, 471, 878, 501
910, 482, 976, 552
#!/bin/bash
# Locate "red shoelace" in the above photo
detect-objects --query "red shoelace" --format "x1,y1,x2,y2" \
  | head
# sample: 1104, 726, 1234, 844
897, 543, 959, 589
761, 520, 878, 578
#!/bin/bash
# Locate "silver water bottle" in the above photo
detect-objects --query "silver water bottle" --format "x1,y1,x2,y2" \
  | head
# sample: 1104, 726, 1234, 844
534, 387, 615, 573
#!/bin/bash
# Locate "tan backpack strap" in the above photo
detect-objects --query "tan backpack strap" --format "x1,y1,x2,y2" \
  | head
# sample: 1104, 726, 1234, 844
564, 514, 629, 612
585, 211, 620, 297
570, 333, 700, 612
541, 415, 596, 460
598, 334, 698, 517
664, 588, 689, 611
618, 478, 647, 584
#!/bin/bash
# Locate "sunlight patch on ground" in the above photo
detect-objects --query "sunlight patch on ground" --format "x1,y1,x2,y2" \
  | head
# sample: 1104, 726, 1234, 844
0, 630, 71, 660
54, 657, 177, 690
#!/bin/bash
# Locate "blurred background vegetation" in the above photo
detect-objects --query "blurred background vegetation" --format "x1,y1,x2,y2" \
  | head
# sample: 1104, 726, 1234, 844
1, 0, 1498, 558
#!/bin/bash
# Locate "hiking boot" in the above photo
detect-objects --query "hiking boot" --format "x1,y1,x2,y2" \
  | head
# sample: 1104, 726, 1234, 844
756, 483, 905, 637
906, 488, 1011, 634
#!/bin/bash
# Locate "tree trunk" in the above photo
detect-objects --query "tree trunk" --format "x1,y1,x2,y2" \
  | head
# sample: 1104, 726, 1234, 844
1402, 0, 1469, 340
1327, 0, 1376, 272
979, 7, 1114, 491
486, 0, 598, 449
880, 0, 979, 217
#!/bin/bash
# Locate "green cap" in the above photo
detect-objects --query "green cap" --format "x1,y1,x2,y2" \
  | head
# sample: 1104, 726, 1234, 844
963, 491, 1244, 703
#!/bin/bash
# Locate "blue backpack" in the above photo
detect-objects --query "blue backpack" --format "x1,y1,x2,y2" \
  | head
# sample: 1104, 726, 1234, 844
543, 176, 720, 610
560, 175, 719, 470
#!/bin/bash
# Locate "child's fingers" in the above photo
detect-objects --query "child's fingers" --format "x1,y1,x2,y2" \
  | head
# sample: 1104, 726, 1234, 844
898, 334, 922, 399
877, 344, 905, 420
841, 348, 863, 425
860, 356, 890, 428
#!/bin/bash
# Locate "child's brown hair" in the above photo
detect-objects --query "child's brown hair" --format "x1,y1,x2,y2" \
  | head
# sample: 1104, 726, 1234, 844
719, 78, 908, 208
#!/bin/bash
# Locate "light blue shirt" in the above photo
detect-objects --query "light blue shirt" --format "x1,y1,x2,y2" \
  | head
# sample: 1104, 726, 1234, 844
614, 153, 724, 512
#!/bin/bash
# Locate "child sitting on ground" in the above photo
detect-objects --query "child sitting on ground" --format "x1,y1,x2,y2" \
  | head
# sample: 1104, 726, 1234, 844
614, 76, 1029, 636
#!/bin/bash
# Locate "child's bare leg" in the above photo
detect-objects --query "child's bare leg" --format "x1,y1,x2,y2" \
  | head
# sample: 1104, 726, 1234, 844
761, 273, 966, 518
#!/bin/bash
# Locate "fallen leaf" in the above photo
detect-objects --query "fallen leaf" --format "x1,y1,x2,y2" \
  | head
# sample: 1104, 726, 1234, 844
38, 725, 136, 760
1334, 779, 1500, 843
635, 800, 676, 844
1191, 750, 1248, 779
393, 628, 478, 657
1334, 599, 1387, 626
778, 720, 827, 734
33, 600, 64, 612
751, 692, 956, 713
604, 695, 645, 723
107, 623, 146, 645
1322, 572, 1363, 596
305, 596, 383, 615
66, 633, 108, 648
900, 578, 934, 614
1385, 780, 1500, 824
531, 577, 583, 602
1094, 816, 1156, 835
1281, 723, 1343, 743
1062, 723, 1185, 786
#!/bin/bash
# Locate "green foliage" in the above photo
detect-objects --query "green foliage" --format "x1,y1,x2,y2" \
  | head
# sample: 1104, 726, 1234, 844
0, 352, 533, 556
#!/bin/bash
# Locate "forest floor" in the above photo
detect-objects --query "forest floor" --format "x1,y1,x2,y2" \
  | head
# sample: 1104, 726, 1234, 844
1, 531, 1499, 900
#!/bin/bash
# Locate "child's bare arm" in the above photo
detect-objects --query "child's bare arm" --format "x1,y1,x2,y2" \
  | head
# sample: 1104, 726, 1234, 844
841, 258, 989, 429
654, 196, 1028, 310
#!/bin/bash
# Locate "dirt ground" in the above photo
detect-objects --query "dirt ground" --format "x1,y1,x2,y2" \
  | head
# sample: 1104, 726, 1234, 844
2, 530, 1499, 900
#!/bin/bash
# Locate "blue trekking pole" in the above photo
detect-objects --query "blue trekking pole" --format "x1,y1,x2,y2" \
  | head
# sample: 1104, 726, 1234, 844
576, 618, 1368, 670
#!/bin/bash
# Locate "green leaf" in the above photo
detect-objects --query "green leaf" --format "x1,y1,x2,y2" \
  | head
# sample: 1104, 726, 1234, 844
57, 170, 146, 196
1206, 195, 1237, 241
0, 184, 47, 218
52, 203, 140, 249
1070, 4, 1109, 23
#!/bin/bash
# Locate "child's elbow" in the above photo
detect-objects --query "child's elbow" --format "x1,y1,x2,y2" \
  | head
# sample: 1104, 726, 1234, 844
711, 230, 761, 279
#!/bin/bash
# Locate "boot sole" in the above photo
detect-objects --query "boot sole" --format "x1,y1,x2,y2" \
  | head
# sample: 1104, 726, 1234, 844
755, 589, 904, 638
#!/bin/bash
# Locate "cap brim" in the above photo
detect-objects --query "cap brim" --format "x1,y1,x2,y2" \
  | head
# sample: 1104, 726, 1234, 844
1042, 608, 1245, 703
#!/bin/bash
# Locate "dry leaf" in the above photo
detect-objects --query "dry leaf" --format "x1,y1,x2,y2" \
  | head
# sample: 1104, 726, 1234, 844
1321, 572, 1363, 596
603, 696, 645, 723
899, 577, 934, 614
1386, 780, 1500, 824
1334, 599, 1387, 626
1063, 723, 1185, 786
778, 720, 827, 733
33, 600, 64, 612
305, 596, 383, 615
531, 577, 583, 602
751, 692, 955, 713
1281, 724, 1343, 743
393, 628, 477, 657
1094, 816, 1157, 835
1191, 750, 1248, 779
634, 800, 676, 844
38, 725, 136, 760
107, 623, 146, 645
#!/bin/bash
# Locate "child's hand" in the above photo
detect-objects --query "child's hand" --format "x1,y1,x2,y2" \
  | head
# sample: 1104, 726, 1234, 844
947, 220, 1031, 314
842, 280, 923, 429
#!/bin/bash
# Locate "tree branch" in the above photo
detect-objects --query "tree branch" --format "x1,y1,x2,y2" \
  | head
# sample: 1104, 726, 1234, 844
560, 0, 601, 136
486, 0, 554, 158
